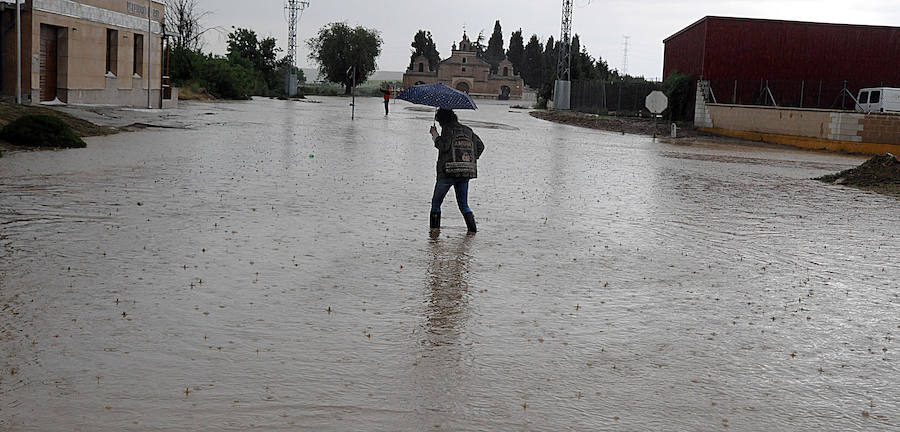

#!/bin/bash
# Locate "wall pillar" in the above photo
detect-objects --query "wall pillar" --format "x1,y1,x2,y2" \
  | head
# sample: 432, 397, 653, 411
694, 80, 713, 128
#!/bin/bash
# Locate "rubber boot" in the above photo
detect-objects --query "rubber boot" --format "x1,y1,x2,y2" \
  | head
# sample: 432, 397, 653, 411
463, 212, 477, 233
430, 211, 441, 231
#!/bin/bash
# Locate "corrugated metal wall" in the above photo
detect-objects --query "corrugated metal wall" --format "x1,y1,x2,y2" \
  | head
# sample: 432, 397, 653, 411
664, 17, 900, 111
702, 18, 900, 82
662, 18, 707, 80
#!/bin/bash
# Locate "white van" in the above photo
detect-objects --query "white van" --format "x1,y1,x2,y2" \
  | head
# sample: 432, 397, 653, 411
856, 87, 900, 113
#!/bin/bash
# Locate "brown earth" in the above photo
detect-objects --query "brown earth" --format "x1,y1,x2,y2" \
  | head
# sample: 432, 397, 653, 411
0, 102, 115, 137
0, 102, 116, 154
530, 110, 704, 138
816, 154, 900, 196
177, 87, 215, 101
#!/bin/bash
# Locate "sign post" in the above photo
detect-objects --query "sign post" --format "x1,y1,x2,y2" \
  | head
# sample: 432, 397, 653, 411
645, 90, 668, 138
347, 66, 356, 120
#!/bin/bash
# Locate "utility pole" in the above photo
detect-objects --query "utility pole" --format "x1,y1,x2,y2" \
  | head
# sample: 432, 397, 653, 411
16, 0, 22, 104
348, 66, 356, 120
552, 0, 573, 110
285, 0, 309, 97
148, 0, 152, 109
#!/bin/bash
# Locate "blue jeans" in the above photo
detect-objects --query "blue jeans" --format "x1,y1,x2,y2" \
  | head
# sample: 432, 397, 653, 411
431, 178, 472, 213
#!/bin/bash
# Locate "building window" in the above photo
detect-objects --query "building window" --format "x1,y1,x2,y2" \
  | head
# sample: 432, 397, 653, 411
106, 29, 118, 76
462, 57, 467, 64
503, 67, 509, 76
133, 34, 144, 76
462, 67, 466, 72
418, 62, 424, 72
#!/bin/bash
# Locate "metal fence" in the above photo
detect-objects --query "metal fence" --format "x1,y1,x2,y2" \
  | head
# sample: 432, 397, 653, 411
706, 79, 900, 110
570, 80, 662, 115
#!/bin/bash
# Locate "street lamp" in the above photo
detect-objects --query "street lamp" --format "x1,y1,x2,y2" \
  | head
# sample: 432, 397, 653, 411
16, 0, 22, 104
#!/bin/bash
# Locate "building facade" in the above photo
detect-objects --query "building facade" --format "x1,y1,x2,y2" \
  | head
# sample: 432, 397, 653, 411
402, 32, 524, 100
663, 16, 900, 112
1, 0, 170, 107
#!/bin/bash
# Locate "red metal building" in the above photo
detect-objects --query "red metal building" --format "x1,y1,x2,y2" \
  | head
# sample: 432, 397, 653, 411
663, 16, 900, 110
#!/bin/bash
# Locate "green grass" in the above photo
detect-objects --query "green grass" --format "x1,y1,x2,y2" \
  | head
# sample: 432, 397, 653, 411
1, 114, 86, 148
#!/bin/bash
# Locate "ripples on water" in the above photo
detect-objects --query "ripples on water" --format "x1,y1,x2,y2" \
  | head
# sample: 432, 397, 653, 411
1, 97, 898, 431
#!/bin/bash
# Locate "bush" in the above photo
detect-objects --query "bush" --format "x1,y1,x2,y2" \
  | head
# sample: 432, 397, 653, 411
170, 47, 254, 100
662, 71, 694, 121
199, 57, 254, 100
0, 115, 85, 148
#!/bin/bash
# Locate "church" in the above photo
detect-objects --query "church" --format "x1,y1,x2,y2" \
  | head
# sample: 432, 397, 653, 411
402, 32, 524, 100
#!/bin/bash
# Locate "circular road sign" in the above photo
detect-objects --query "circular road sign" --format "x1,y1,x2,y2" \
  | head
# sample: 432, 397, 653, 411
645, 91, 668, 114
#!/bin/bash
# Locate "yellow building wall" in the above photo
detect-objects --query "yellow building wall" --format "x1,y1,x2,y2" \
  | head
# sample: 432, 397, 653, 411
703, 104, 900, 155
27, 0, 163, 105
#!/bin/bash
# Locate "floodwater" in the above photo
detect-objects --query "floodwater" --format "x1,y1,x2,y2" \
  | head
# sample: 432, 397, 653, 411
1, 96, 898, 431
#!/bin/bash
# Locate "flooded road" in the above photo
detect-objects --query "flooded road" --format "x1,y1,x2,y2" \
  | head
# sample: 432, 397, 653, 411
1, 96, 898, 431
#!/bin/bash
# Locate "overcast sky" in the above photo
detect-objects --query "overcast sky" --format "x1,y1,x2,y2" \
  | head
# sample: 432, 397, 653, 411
194, 0, 899, 80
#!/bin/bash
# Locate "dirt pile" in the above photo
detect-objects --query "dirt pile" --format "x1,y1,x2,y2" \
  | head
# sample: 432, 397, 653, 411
817, 154, 900, 195
530, 110, 700, 138
0, 102, 114, 138
1, 115, 86, 148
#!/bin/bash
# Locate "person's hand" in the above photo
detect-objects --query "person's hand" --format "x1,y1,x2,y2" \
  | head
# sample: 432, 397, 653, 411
430, 126, 438, 139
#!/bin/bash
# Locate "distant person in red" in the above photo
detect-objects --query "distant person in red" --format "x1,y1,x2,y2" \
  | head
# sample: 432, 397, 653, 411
380, 85, 392, 115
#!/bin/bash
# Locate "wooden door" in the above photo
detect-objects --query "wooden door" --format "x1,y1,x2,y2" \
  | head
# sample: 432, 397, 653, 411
40, 25, 58, 102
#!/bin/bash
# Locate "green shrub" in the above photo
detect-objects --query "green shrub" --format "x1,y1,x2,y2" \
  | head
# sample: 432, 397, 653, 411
662, 71, 694, 121
170, 47, 255, 100
0, 115, 85, 148
200, 57, 254, 100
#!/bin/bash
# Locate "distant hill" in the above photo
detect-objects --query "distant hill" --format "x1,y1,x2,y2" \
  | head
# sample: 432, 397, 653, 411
301, 68, 403, 83
370, 71, 404, 82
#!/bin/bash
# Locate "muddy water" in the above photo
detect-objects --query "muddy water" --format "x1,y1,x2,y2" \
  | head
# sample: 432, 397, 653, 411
1, 97, 898, 431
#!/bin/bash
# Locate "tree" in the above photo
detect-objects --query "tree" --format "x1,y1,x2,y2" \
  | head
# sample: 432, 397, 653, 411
484, 20, 505, 74
409, 30, 440, 72
542, 36, 557, 85
539, 36, 558, 101
307, 22, 383, 95
506, 29, 525, 75
275, 56, 306, 94
472, 30, 487, 60
521, 34, 543, 88
164, 0, 210, 50
570, 35, 597, 81
663, 71, 694, 121
226, 28, 282, 94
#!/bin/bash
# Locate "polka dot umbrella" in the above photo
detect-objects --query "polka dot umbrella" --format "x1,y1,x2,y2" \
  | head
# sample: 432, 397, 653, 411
396, 83, 478, 110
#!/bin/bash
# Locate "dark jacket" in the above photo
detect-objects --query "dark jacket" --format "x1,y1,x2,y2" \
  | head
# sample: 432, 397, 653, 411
434, 122, 485, 179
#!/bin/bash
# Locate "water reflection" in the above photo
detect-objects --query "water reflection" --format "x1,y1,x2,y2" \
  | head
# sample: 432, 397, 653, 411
407, 233, 475, 426
423, 233, 473, 348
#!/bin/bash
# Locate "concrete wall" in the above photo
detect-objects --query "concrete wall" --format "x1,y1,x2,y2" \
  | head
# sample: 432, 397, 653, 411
698, 100, 900, 154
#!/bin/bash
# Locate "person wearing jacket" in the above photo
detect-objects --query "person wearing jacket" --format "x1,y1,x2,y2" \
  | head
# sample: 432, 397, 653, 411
429, 108, 485, 233
380, 85, 392, 115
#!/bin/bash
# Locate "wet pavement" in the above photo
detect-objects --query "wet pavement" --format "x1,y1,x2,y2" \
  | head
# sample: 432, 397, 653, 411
1, 96, 898, 431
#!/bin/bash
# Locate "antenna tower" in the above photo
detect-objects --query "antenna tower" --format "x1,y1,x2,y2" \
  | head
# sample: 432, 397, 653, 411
622, 36, 630, 77
285, 0, 309, 96
557, 0, 573, 81
552, 0, 573, 110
